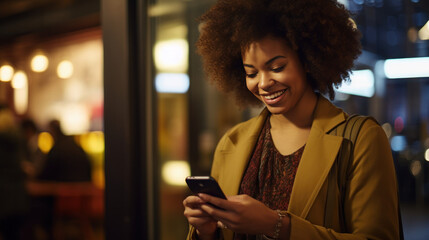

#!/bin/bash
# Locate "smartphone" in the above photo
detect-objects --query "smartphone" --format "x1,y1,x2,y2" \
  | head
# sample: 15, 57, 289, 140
185, 176, 227, 199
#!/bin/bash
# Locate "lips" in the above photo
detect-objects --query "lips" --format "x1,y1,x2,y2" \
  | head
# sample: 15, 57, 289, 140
262, 89, 286, 100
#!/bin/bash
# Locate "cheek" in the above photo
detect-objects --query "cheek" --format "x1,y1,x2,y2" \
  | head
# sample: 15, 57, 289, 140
246, 79, 256, 92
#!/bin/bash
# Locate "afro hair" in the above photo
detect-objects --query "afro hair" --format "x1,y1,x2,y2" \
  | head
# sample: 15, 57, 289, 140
196, 0, 362, 106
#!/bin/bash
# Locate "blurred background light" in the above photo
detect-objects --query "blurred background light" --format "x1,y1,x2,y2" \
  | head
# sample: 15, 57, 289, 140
382, 122, 392, 138
336, 69, 375, 97
59, 104, 90, 135
79, 131, 105, 154
0, 64, 14, 82
410, 160, 422, 176
384, 57, 429, 79
11, 71, 28, 89
391, 135, 407, 152
57, 60, 74, 79
38, 132, 54, 154
155, 73, 189, 93
14, 85, 28, 115
12, 71, 29, 114
65, 80, 85, 101
394, 116, 405, 133
162, 160, 190, 186
31, 54, 49, 72
418, 20, 429, 40
154, 39, 188, 72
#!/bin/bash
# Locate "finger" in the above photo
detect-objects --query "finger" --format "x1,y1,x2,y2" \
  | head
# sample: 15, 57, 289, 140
198, 193, 234, 211
183, 195, 205, 208
184, 207, 211, 218
199, 203, 232, 224
217, 221, 228, 229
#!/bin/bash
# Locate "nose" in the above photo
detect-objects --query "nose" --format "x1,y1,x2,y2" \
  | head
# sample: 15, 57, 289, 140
258, 72, 274, 90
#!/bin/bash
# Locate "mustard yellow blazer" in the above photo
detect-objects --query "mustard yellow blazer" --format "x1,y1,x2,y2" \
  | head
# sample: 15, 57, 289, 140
187, 96, 400, 240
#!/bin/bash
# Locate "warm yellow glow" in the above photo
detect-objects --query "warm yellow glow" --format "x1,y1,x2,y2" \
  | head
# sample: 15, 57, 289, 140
38, 132, 54, 154
14, 85, 28, 115
31, 54, 49, 72
11, 71, 27, 89
57, 60, 74, 79
425, 149, 429, 162
154, 39, 188, 73
418, 20, 429, 40
162, 160, 190, 186
80, 131, 105, 154
93, 168, 105, 189
59, 104, 90, 135
0, 65, 14, 82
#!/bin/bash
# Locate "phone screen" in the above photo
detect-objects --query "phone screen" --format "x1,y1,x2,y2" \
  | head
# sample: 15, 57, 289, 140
185, 176, 227, 199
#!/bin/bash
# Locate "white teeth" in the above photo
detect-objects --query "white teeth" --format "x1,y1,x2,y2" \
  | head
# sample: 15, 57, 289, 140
264, 90, 286, 100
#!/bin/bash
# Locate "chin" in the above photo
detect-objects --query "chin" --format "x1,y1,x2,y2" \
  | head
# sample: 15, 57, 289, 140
265, 106, 290, 115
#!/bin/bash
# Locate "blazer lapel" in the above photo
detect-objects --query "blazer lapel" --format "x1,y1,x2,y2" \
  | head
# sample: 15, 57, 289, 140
288, 96, 346, 218
218, 109, 269, 196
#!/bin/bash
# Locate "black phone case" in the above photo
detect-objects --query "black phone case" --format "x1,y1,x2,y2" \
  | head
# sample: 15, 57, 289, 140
185, 176, 227, 199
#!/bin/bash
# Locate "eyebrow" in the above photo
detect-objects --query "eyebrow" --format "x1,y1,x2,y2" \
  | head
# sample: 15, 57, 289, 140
243, 55, 286, 68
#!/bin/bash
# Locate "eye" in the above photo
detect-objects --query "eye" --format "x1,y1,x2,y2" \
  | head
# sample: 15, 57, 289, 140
246, 72, 257, 78
271, 65, 285, 73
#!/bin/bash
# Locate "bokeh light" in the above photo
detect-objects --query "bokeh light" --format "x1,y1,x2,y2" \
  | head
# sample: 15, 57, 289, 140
410, 160, 422, 176
11, 71, 28, 89
31, 54, 49, 72
0, 65, 14, 82
382, 123, 392, 138
162, 160, 190, 186
57, 60, 74, 79
391, 135, 407, 152
38, 132, 54, 154
394, 117, 404, 133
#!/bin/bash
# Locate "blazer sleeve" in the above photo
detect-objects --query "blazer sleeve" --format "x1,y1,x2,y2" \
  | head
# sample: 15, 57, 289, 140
288, 120, 400, 240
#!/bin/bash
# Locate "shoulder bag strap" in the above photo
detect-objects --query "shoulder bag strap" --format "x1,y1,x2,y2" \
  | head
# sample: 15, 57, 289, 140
325, 114, 404, 239
324, 115, 370, 230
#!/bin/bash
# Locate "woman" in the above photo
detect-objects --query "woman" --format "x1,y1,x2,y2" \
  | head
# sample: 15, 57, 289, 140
183, 0, 400, 239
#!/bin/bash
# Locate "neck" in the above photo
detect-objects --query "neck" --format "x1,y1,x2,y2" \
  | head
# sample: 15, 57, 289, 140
270, 91, 318, 129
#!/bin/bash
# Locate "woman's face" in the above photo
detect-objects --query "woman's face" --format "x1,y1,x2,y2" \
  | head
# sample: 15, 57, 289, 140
242, 35, 314, 116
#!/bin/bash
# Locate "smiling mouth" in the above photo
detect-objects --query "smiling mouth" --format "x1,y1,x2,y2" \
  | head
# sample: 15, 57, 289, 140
263, 89, 286, 100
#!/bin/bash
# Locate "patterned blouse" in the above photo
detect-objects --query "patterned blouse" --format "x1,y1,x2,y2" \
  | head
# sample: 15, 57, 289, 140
234, 116, 304, 240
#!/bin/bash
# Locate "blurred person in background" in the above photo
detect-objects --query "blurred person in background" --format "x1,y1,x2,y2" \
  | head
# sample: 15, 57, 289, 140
20, 118, 46, 179
0, 105, 29, 240
183, 0, 401, 239
23, 119, 92, 240
38, 119, 92, 182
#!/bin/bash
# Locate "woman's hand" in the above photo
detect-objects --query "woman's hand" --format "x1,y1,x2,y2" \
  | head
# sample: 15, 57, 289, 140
183, 195, 218, 240
198, 194, 284, 236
